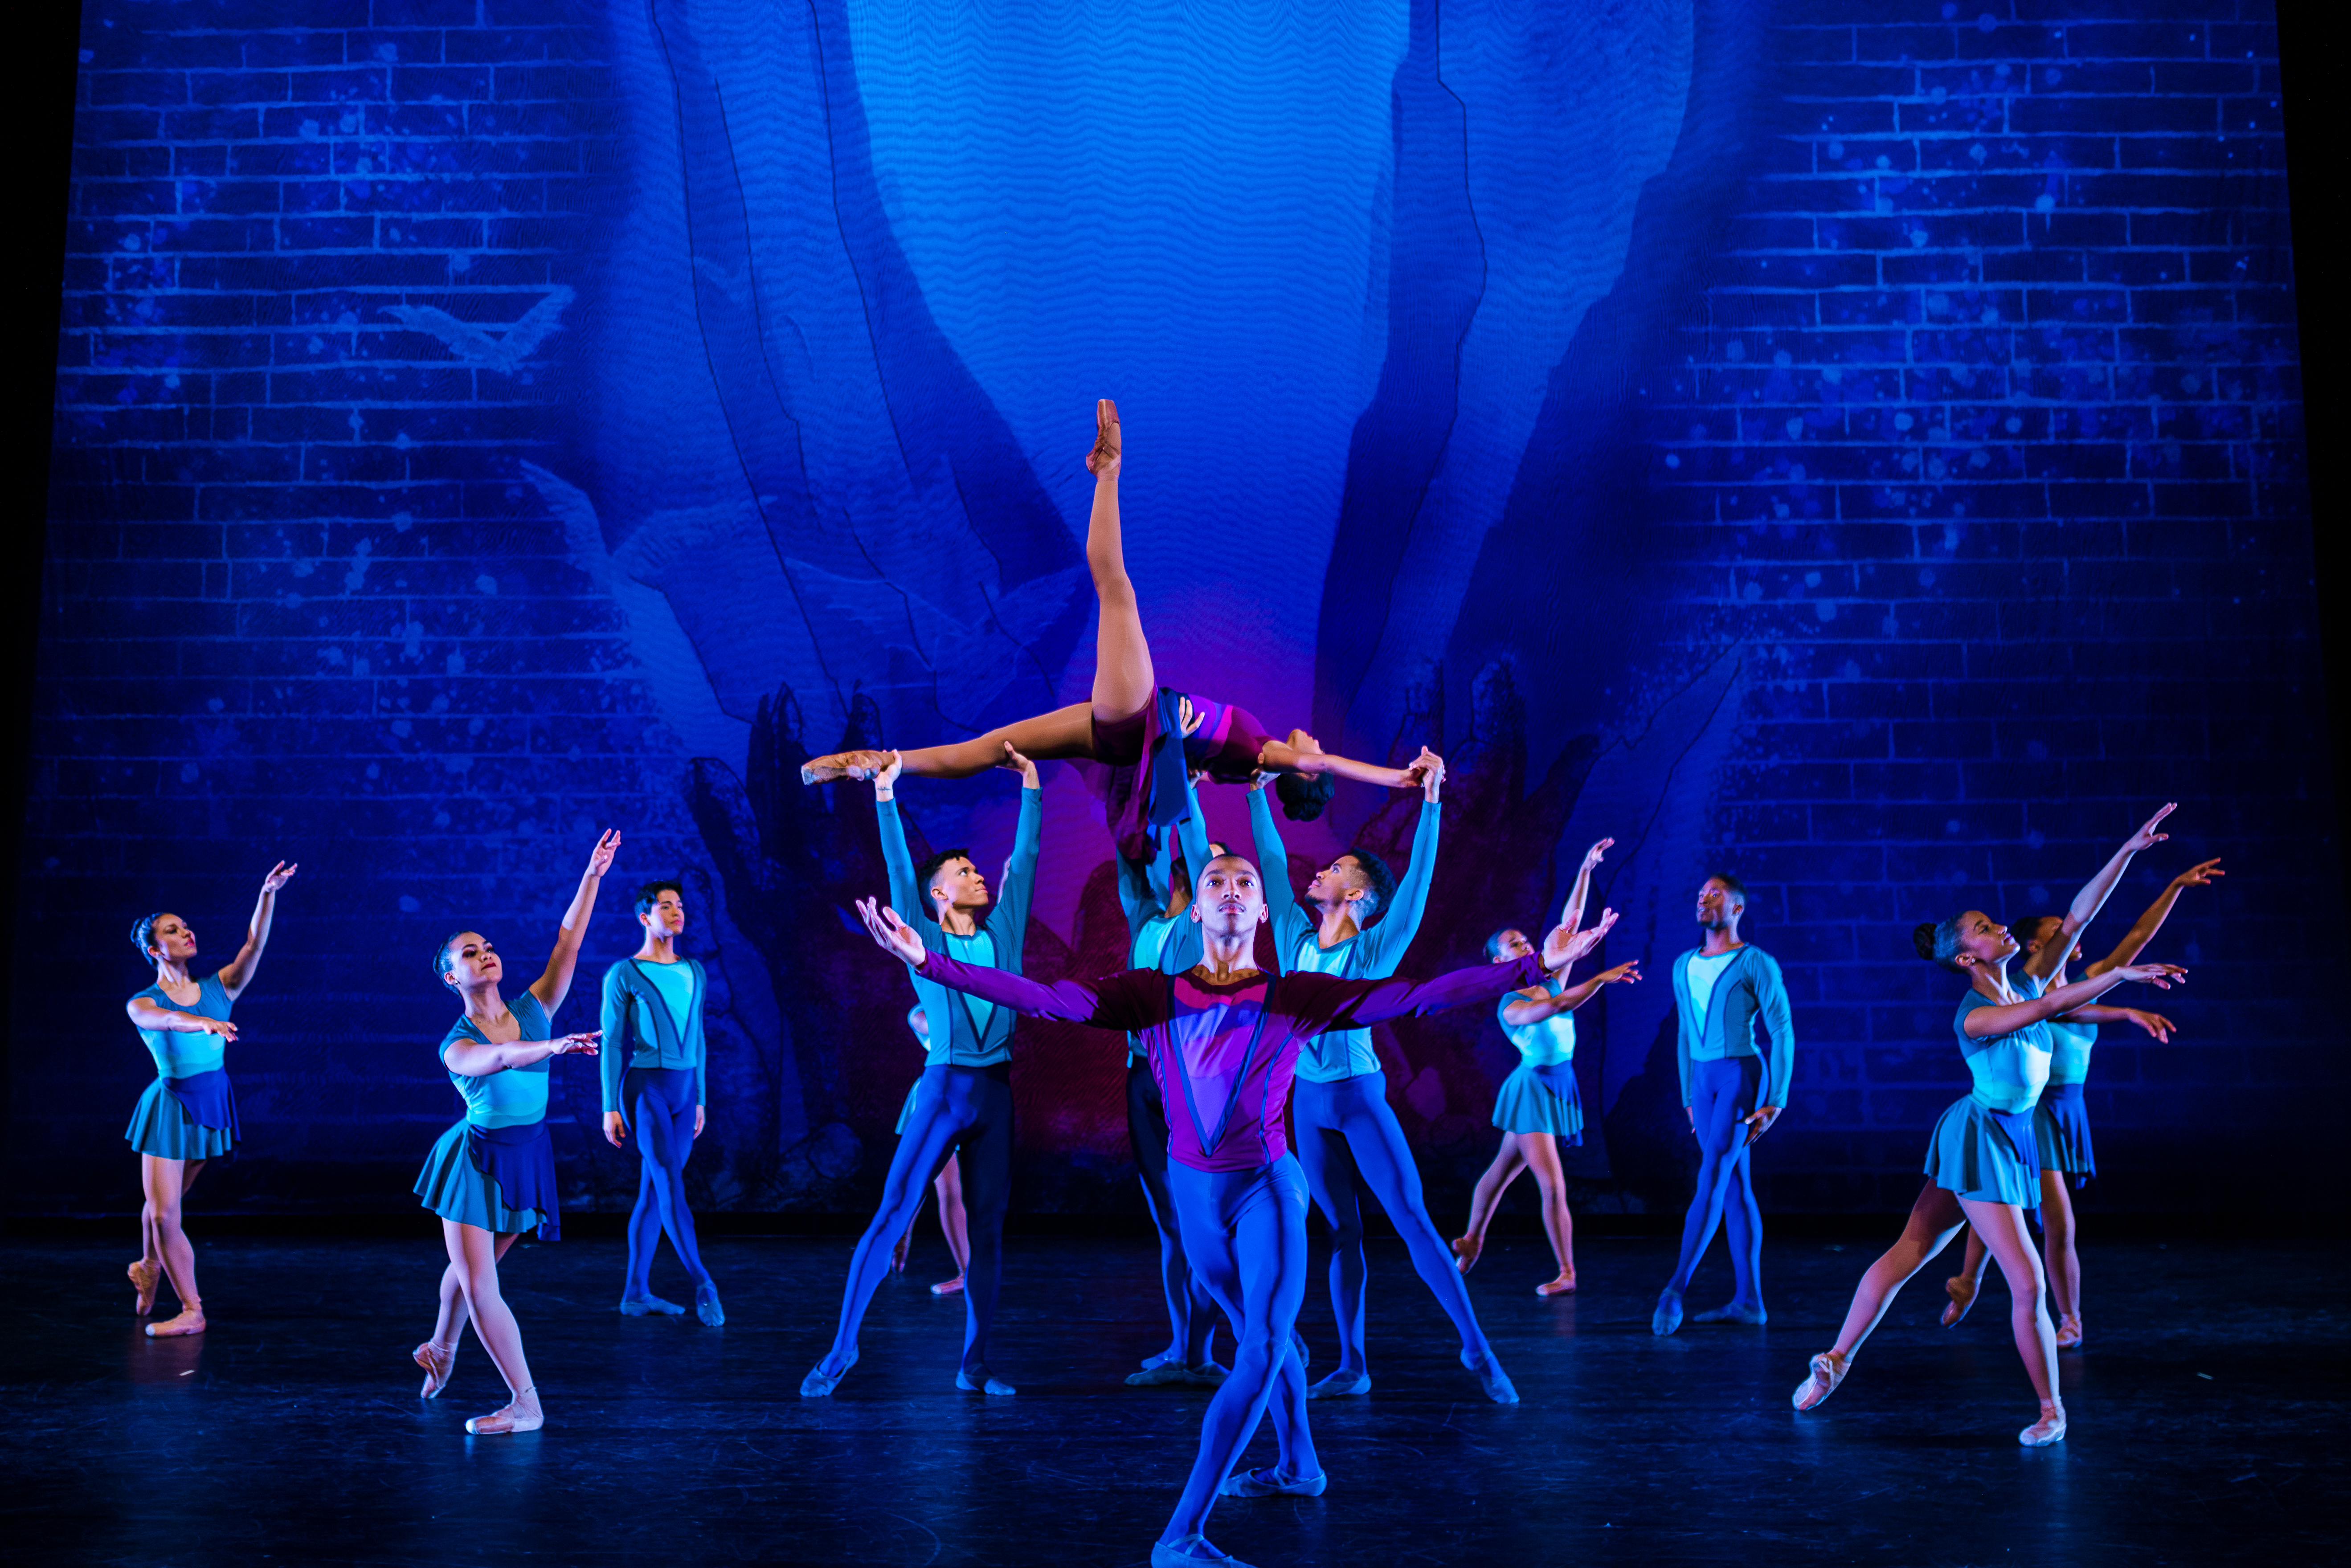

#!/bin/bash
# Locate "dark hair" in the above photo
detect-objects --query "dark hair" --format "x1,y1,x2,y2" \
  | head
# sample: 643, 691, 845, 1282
914, 847, 973, 902
634, 879, 684, 916
1166, 840, 1232, 899
1275, 771, 1335, 821
1484, 927, 1522, 961
1912, 916, 1966, 972
1341, 848, 1398, 918
130, 913, 167, 960
433, 929, 475, 983
1711, 872, 1748, 905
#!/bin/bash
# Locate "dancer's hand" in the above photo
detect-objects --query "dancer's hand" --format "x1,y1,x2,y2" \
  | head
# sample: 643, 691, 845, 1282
1412, 748, 1445, 802
1742, 1105, 1782, 1146
1593, 960, 1641, 985
259, 861, 298, 893
584, 829, 621, 879
2120, 1008, 2177, 1042
184, 1015, 238, 1039
1087, 398, 1122, 478
858, 897, 929, 967
2112, 960, 2187, 990
873, 751, 904, 800
553, 1031, 601, 1056
1178, 695, 1204, 737
1581, 837, 1615, 871
998, 742, 1040, 789
603, 1110, 629, 1148
1541, 907, 1618, 971
1686, 1105, 1697, 1132
2122, 803, 2175, 854
2171, 857, 2224, 890
694, 1105, 704, 1138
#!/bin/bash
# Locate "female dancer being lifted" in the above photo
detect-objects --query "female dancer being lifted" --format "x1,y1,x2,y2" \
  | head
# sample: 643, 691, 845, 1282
411, 830, 617, 1435
122, 860, 299, 1337
798, 401, 1429, 859
1452, 838, 1640, 1297
1791, 807, 2187, 1447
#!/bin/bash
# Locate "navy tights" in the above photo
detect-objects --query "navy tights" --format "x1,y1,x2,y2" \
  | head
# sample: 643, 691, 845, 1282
1128, 1058, 1216, 1364
1664, 1054, 1766, 1307
623, 1067, 711, 1297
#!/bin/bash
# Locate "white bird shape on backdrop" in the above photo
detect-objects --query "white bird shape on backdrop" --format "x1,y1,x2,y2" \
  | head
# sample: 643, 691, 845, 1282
382, 285, 576, 373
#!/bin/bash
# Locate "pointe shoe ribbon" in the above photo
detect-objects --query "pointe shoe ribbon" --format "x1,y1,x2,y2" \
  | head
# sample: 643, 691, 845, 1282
465, 1387, 544, 1435
2019, 1403, 2067, 1447
413, 1339, 457, 1399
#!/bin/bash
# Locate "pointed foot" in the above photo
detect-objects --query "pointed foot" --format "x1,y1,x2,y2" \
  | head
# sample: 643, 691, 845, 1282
1692, 1302, 1767, 1326
2054, 1313, 2084, 1349
800, 1355, 853, 1398
1940, 1274, 1977, 1328
928, 1275, 965, 1297
1792, 1350, 1847, 1412
619, 1293, 686, 1317
801, 751, 891, 785
413, 1339, 457, 1399
1219, 1466, 1329, 1498
1463, 1348, 1519, 1405
1305, 1368, 1370, 1400
694, 1282, 724, 1327
127, 1258, 160, 1316
1652, 1288, 1685, 1337
1449, 1234, 1480, 1275
1152, 1536, 1254, 1568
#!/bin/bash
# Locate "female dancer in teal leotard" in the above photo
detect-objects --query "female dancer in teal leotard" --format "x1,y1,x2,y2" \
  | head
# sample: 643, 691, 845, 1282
123, 860, 298, 1337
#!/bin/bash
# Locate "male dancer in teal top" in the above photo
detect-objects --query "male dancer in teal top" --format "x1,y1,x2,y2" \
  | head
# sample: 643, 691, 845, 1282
1652, 873, 1796, 1335
600, 879, 721, 1326
802, 744, 1040, 1397
1249, 751, 1516, 1403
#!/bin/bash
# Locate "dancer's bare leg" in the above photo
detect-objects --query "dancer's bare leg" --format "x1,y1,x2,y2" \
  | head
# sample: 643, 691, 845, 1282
441, 1220, 543, 1434
141, 1154, 207, 1337
1452, 1138, 1528, 1273
417, 1230, 518, 1397
1793, 1181, 1964, 1409
1520, 1133, 1577, 1294
1959, 1195, 2065, 1443
131, 1157, 201, 1315
2039, 1171, 2083, 1345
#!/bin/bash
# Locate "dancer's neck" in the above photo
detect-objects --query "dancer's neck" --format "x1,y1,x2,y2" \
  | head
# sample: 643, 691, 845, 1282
1698, 925, 1744, 957
1311, 898, 1360, 947
152, 960, 195, 992
1193, 932, 1260, 985
935, 903, 981, 938
634, 935, 679, 963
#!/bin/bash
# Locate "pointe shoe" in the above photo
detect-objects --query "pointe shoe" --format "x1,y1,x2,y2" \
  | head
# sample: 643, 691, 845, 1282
1791, 1350, 1848, 1412
1306, 1368, 1370, 1399
1450, 1234, 1480, 1275
800, 1354, 855, 1397
464, 1389, 543, 1436
2055, 1314, 2084, 1349
145, 1306, 206, 1339
928, 1275, 965, 1296
1151, 1537, 1254, 1568
1219, 1466, 1329, 1498
799, 751, 890, 785
127, 1258, 160, 1316
2019, 1403, 2067, 1446
1652, 1287, 1685, 1337
956, 1366, 1016, 1396
1940, 1274, 1978, 1328
1535, 1272, 1577, 1297
694, 1281, 725, 1327
413, 1339, 457, 1399
618, 1293, 686, 1317
1463, 1348, 1520, 1405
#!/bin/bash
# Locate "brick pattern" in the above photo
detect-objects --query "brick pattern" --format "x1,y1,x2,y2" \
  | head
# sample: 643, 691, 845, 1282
1647, 0, 2311, 1207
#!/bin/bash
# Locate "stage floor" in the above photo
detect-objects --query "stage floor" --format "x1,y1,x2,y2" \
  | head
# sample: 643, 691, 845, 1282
4, 1231, 2343, 1565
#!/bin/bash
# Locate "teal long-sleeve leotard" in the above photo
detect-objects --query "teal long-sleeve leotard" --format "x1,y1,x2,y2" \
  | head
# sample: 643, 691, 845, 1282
880, 786, 1042, 1067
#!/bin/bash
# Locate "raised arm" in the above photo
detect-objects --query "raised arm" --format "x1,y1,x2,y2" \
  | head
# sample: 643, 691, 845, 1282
1312, 910, 1620, 1031
1357, 753, 1444, 972
2059, 1001, 2178, 1041
873, 753, 922, 922
990, 747, 1044, 945
528, 829, 620, 1015
2083, 858, 2221, 978
216, 861, 298, 1000
855, 898, 1159, 1031
444, 1029, 600, 1080
1562, 837, 1614, 934
126, 997, 239, 1040
2021, 804, 2175, 981
1247, 777, 1311, 972
1499, 960, 1640, 1028
1963, 960, 2186, 1037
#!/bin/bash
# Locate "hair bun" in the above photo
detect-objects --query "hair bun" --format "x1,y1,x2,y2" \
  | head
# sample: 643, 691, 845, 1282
1910, 921, 1941, 962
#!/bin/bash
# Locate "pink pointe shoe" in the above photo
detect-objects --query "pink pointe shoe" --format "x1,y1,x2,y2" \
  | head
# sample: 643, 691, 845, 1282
465, 1388, 544, 1436
2054, 1313, 2084, 1349
1940, 1275, 1977, 1327
127, 1258, 160, 1316
413, 1339, 456, 1399
1792, 1350, 1848, 1412
2020, 1401, 2067, 1447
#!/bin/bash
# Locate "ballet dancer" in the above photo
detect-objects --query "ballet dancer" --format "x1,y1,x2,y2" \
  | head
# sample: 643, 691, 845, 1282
122, 860, 299, 1337
1942, 856, 2219, 1345
600, 878, 723, 1326
1118, 770, 1234, 1386
411, 830, 618, 1435
799, 747, 1040, 1397
1247, 755, 1517, 1401
797, 401, 1431, 861
852, 855, 1618, 1568
1452, 838, 1639, 1296
890, 1004, 971, 1296
1791, 806, 2186, 1446
1652, 873, 1796, 1336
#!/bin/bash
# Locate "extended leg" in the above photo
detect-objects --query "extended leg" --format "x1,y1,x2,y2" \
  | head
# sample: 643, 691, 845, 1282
952, 1071, 1015, 1393
2039, 1171, 2082, 1345
1083, 398, 1157, 721
140, 1154, 206, 1337
1519, 1133, 1577, 1295
1657, 1058, 1755, 1334
130, 1156, 200, 1316
1452, 1137, 1529, 1274
1792, 1180, 1965, 1411
635, 1078, 720, 1325
1339, 1086, 1513, 1402
1294, 1095, 1371, 1395
802, 1083, 970, 1394
1959, 1195, 2065, 1444
418, 1229, 517, 1397
442, 1221, 542, 1434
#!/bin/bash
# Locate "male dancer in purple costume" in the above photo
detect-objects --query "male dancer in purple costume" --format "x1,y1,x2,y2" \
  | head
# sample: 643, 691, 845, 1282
855, 857, 1618, 1568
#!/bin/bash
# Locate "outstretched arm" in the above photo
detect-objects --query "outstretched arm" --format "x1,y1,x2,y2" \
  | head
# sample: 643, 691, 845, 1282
2022, 804, 2175, 981
2059, 1002, 2178, 1041
2083, 858, 2222, 978
1247, 778, 1311, 972
855, 898, 1157, 1031
1358, 752, 1444, 973
991, 747, 1044, 951
445, 1030, 600, 1079
529, 830, 620, 1015
216, 861, 298, 1000
126, 998, 239, 1040
873, 754, 924, 923
1313, 910, 1620, 1030
1499, 961, 1640, 1027
1256, 734, 1419, 790
1963, 961, 2186, 1037
1562, 838, 1613, 934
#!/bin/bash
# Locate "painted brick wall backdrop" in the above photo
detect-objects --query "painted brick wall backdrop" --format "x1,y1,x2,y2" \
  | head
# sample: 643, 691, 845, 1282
26, 0, 2328, 1222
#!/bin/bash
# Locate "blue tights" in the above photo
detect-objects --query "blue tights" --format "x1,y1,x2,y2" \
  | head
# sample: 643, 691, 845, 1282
1665, 1054, 1766, 1307
1292, 1073, 1493, 1374
818, 1064, 1011, 1382
1128, 1058, 1216, 1365
623, 1068, 712, 1297
1162, 1156, 1316, 1545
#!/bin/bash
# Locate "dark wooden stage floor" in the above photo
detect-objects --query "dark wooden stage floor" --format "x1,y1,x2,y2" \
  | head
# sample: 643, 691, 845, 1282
4, 1230, 2343, 1565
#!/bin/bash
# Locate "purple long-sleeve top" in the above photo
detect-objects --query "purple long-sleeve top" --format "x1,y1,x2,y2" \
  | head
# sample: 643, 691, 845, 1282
913, 949, 1554, 1173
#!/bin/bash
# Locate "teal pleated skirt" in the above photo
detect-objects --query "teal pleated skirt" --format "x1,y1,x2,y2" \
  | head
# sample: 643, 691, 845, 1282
2034, 1081, 2096, 1185
125, 1076, 237, 1161
413, 1120, 552, 1238
1490, 1062, 1583, 1141
1923, 1095, 2042, 1207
